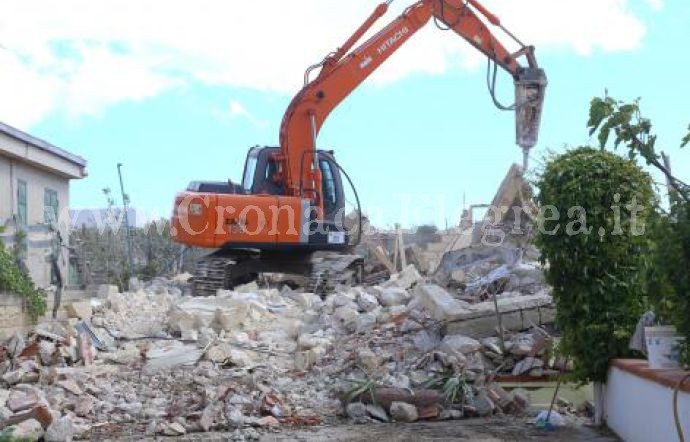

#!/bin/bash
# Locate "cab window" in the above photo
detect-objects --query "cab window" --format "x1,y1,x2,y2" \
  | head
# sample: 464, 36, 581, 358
243, 153, 259, 192
320, 160, 337, 213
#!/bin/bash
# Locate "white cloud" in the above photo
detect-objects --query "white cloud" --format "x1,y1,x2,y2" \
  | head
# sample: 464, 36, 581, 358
213, 99, 269, 128
646, 0, 663, 11
0, 0, 661, 129
229, 100, 249, 118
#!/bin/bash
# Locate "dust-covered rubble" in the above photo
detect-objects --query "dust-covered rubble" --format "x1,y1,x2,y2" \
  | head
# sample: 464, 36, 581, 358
1, 255, 568, 440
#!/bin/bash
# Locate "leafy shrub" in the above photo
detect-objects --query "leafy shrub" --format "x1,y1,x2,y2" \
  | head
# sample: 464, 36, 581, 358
588, 94, 690, 365
0, 238, 47, 322
536, 147, 654, 382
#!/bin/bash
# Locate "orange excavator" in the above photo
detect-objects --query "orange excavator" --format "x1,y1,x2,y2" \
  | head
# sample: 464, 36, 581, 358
171, 0, 547, 295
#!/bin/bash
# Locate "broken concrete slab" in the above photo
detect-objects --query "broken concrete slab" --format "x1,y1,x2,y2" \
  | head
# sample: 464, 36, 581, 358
512, 356, 544, 376
444, 305, 556, 338
365, 404, 390, 422
7, 390, 41, 413
389, 401, 419, 422
379, 287, 409, 307
382, 265, 422, 290
410, 284, 470, 322
440, 335, 481, 359
66, 301, 93, 320
357, 292, 379, 312
143, 341, 203, 373
44, 416, 75, 442
458, 291, 553, 320
97, 285, 119, 298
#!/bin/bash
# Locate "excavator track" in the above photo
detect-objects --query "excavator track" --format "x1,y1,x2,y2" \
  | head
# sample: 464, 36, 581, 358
191, 250, 363, 296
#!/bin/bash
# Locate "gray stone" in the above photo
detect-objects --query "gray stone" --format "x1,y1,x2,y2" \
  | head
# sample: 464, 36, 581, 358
98, 284, 120, 298
412, 284, 469, 321
8, 418, 44, 440
355, 312, 377, 333
39, 340, 57, 365
356, 348, 380, 371
512, 356, 544, 376
144, 341, 203, 373
334, 305, 359, 331
6, 333, 26, 357
380, 288, 409, 307
346, 402, 368, 419
389, 401, 419, 422
366, 404, 390, 422
161, 422, 186, 436
0, 405, 11, 421
383, 265, 422, 290
473, 390, 496, 417
333, 293, 355, 308
400, 319, 423, 333
444, 306, 556, 338
294, 350, 317, 371
357, 292, 379, 312
45, 416, 76, 442
439, 409, 464, 420
0, 389, 8, 406
7, 389, 40, 412
440, 334, 481, 358
412, 330, 440, 353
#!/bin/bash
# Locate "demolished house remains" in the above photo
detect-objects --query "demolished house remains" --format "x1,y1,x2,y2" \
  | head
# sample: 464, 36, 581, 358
0, 165, 592, 440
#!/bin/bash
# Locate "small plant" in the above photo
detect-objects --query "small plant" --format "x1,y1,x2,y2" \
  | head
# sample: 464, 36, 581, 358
345, 378, 379, 404
0, 237, 47, 322
423, 372, 472, 405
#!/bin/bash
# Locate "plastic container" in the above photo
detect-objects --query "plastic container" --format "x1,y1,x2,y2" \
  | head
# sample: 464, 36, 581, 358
645, 326, 685, 369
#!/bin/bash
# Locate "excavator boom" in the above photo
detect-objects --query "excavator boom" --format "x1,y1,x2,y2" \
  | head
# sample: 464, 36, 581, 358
279, 0, 547, 217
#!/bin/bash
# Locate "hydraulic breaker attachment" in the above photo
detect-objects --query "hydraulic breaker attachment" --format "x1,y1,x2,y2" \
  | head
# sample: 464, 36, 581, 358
515, 66, 548, 152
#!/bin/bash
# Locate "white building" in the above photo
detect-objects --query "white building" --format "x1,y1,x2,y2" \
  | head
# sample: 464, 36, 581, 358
0, 121, 87, 288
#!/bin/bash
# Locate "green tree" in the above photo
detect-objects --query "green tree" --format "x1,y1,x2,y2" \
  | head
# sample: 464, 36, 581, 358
588, 94, 690, 364
536, 147, 654, 382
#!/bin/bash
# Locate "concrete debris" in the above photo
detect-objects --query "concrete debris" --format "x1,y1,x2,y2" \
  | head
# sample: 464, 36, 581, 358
346, 402, 367, 419
440, 335, 481, 359
410, 284, 470, 322
365, 404, 390, 422
383, 265, 422, 290
66, 301, 93, 320
389, 401, 419, 422
144, 341, 203, 373
0, 232, 560, 440
44, 416, 76, 442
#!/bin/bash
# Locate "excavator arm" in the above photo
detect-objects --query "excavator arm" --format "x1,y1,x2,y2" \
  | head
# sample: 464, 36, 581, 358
278, 0, 547, 219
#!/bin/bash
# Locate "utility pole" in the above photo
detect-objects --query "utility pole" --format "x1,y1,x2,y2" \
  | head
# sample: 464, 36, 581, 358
117, 163, 134, 276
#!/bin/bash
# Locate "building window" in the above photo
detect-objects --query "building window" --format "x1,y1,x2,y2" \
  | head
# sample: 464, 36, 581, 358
17, 180, 27, 226
44, 188, 59, 223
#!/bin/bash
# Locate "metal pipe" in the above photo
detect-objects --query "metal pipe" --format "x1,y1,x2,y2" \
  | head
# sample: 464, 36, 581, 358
309, 113, 320, 173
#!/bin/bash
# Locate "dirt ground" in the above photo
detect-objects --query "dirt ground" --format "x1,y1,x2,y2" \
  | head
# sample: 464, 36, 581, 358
107, 416, 619, 442
258, 418, 620, 442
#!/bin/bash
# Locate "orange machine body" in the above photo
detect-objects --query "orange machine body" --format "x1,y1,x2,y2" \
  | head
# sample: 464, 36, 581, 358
173, 193, 310, 249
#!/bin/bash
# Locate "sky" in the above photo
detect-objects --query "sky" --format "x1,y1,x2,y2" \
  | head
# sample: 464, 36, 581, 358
1, 0, 688, 228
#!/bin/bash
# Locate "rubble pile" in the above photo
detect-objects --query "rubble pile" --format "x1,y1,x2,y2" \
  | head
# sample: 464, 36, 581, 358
1, 255, 562, 439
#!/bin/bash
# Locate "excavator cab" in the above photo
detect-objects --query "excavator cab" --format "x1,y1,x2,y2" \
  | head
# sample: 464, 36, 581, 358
241, 146, 346, 222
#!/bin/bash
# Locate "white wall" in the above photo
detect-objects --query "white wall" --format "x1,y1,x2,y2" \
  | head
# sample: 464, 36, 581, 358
0, 153, 72, 288
605, 366, 690, 442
